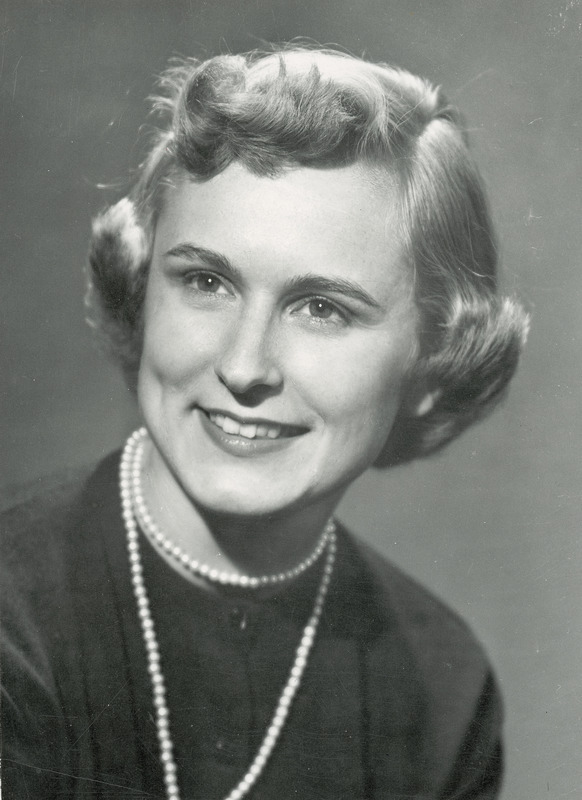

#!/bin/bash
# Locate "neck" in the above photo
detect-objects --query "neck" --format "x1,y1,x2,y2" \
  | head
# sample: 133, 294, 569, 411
140, 436, 341, 581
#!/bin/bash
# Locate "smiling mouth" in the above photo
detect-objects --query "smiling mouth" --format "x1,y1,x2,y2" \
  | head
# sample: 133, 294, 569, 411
203, 409, 308, 440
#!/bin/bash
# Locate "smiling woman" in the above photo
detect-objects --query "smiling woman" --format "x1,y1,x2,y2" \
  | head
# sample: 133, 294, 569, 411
139, 164, 417, 533
1, 47, 529, 800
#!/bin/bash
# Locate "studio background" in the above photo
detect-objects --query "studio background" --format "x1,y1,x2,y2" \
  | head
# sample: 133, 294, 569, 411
1, 1, 580, 798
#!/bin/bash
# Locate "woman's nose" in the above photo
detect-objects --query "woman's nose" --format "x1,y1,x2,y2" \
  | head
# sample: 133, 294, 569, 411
214, 307, 283, 397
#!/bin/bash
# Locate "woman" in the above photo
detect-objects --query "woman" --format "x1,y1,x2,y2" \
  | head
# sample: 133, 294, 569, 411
1, 48, 529, 799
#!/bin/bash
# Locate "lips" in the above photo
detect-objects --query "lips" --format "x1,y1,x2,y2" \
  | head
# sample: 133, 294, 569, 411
201, 408, 308, 440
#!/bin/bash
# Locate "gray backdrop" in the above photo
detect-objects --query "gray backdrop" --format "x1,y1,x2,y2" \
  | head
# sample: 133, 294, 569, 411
1, 1, 580, 798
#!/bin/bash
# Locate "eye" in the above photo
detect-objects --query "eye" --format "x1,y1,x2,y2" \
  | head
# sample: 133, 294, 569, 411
188, 271, 229, 295
308, 299, 335, 319
294, 297, 349, 326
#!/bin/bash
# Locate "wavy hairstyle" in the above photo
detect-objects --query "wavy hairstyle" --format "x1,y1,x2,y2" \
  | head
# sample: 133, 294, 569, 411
87, 47, 529, 466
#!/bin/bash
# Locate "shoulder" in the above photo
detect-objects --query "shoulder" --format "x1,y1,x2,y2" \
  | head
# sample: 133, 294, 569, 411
0, 450, 125, 688
0, 457, 121, 796
336, 529, 504, 794
341, 528, 490, 665
334, 526, 499, 724
1, 451, 121, 521
0, 452, 121, 592
1, 472, 87, 595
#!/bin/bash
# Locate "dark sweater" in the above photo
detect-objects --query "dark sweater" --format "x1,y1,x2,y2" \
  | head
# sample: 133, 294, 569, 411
1, 452, 503, 799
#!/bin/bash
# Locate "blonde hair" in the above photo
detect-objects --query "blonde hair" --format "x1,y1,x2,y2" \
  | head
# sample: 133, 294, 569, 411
87, 47, 529, 466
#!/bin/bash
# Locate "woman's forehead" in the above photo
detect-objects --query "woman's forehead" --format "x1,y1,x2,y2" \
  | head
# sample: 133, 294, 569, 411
154, 163, 409, 289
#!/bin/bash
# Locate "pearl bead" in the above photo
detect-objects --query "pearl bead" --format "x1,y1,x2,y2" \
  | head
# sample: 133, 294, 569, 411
120, 428, 336, 800
248, 762, 262, 778
264, 733, 277, 748
131, 430, 332, 589
274, 710, 287, 726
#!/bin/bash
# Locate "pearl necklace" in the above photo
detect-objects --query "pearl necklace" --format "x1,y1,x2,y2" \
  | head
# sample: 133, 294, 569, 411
120, 429, 336, 800
129, 428, 333, 587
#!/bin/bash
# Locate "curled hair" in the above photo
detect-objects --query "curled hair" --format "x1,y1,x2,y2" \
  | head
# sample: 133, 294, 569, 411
87, 47, 529, 466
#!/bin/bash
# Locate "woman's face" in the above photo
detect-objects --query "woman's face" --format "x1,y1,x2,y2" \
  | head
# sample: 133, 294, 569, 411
138, 162, 420, 520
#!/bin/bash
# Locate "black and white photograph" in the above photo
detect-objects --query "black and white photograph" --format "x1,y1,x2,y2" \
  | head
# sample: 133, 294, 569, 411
1, 2, 580, 798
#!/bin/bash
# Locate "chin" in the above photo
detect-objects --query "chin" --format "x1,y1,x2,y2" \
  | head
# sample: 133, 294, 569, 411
189, 485, 298, 520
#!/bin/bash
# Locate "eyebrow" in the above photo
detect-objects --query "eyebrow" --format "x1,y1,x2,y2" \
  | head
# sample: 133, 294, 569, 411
164, 242, 383, 309
165, 243, 243, 282
283, 274, 383, 309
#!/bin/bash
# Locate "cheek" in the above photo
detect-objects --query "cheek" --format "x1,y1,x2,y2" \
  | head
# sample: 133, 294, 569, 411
339, 374, 403, 443
139, 296, 212, 393
289, 340, 409, 437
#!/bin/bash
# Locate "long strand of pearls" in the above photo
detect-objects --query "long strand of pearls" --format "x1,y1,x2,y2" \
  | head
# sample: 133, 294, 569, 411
120, 429, 336, 800
129, 428, 332, 588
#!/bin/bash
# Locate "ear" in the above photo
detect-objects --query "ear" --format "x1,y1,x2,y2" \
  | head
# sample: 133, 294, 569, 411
404, 383, 442, 417
413, 390, 441, 417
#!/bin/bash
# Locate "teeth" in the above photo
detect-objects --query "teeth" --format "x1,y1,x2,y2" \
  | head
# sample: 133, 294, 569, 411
222, 416, 240, 435
208, 412, 282, 439
239, 423, 257, 439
